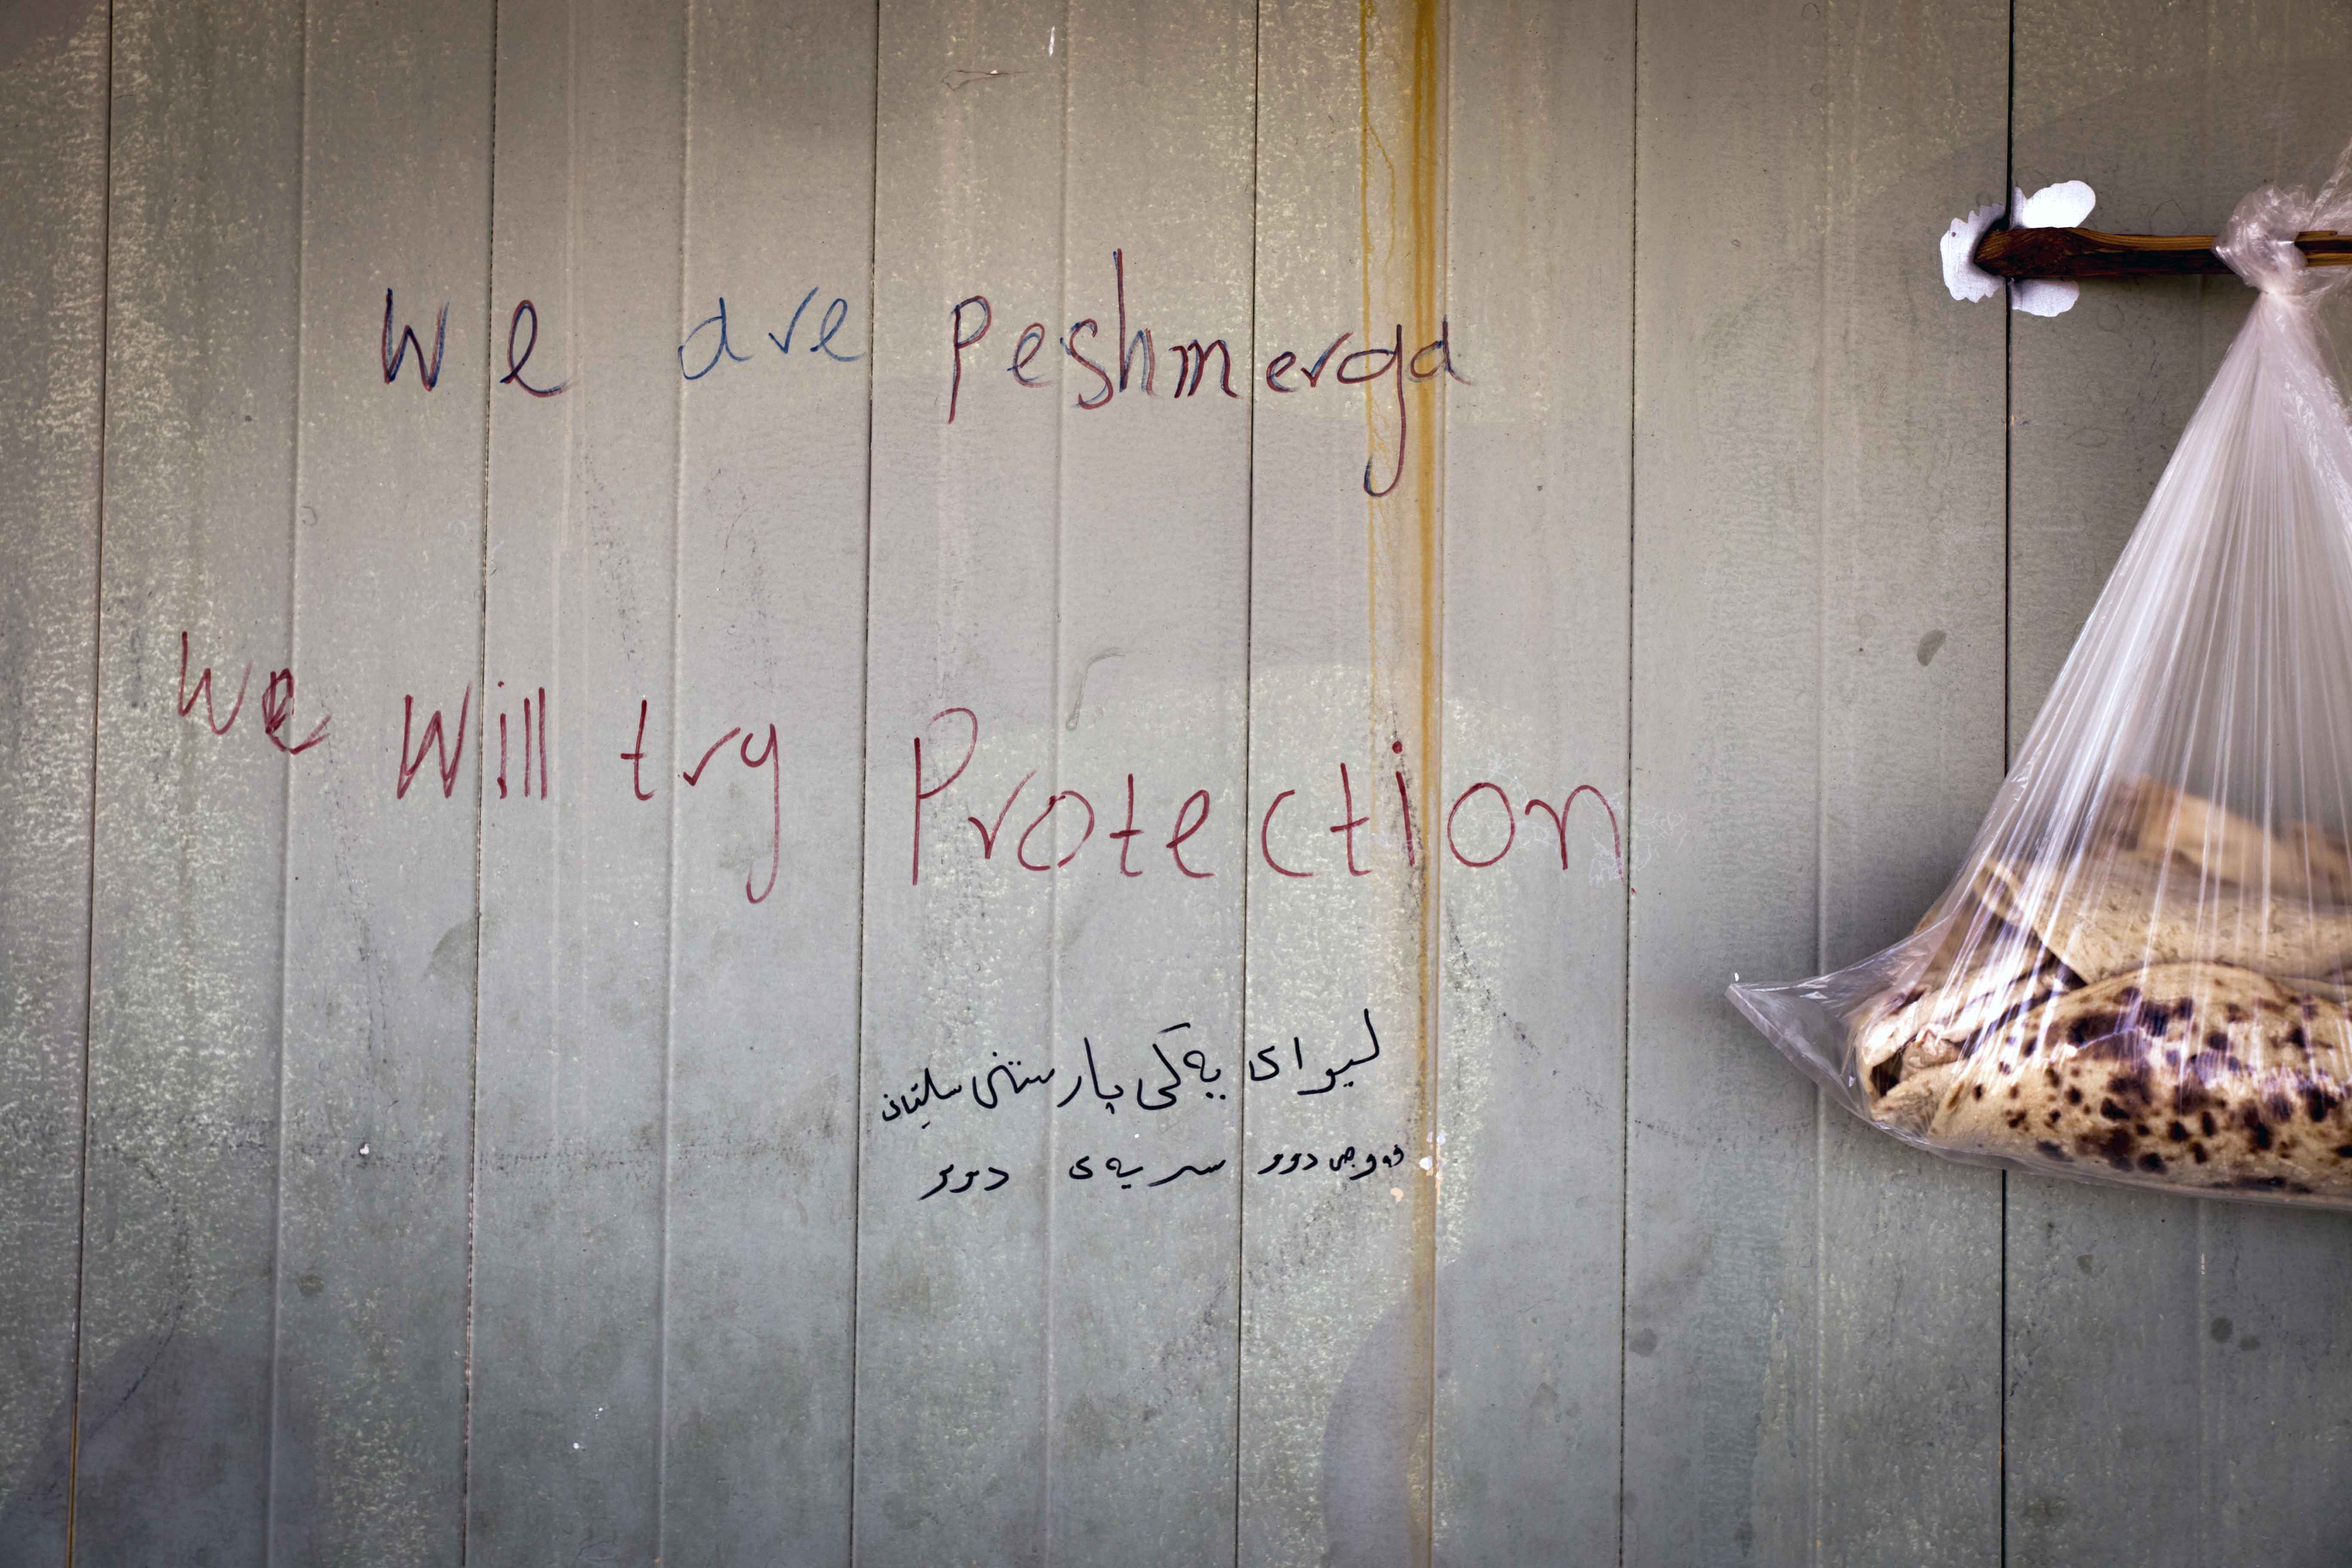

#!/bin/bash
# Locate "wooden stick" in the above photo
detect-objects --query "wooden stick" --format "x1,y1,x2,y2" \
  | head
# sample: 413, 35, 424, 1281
1973, 226, 2352, 279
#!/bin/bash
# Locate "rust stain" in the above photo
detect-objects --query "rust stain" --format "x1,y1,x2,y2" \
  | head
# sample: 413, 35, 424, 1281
1358, 0, 1446, 1556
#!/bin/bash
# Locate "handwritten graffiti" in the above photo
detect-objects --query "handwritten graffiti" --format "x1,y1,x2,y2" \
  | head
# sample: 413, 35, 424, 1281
879, 1014, 1382, 1134
370, 251, 1469, 502
501, 300, 568, 397
490, 683, 548, 801
1066, 1155, 1229, 1191
1252, 1010, 1382, 1097
879, 1020, 1226, 1130
397, 686, 472, 800
177, 631, 329, 756
946, 251, 1467, 496
1255, 1143, 1410, 1182
680, 287, 864, 381
167, 649, 1625, 903
918, 1163, 1010, 1200
382, 288, 448, 389
911, 709, 1623, 887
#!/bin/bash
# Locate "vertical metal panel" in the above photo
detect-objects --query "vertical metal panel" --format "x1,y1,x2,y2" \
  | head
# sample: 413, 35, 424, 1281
273, 0, 490, 1553
2004, 6, 2216, 1560
1040, 3, 1255, 1563
1625, 2, 1829, 1556
855, 1, 1065, 1559
2006, 7, 2352, 1563
1240, 2, 1448, 1562
1430, 0, 1632, 1560
73, 0, 302, 1555
1627, 0, 2009, 1560
472, 0, 682, 1559
1810, 6, 2009, 1565
0, 2, 106, 1558
655, 0, 876, 1561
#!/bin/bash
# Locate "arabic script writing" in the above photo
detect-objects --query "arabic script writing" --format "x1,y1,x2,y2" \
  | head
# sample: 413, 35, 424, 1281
879, 1011, 1386, 1132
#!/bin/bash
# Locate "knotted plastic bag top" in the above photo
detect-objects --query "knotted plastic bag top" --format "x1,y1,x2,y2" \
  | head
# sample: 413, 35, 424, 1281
1733, 142, 2352, 1207
2215, 155, 2352, 301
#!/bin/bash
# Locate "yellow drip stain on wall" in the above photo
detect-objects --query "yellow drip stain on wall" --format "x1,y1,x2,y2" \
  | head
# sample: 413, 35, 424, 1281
1358, 0, 1446, 1557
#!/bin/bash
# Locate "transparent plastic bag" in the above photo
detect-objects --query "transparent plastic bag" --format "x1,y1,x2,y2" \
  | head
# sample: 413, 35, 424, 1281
1733, 152, 2352, 1207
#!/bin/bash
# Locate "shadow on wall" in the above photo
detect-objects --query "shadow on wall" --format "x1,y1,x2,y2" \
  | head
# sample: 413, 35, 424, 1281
1321, 1277, 1433, 1565
1, 1331, 318, 1566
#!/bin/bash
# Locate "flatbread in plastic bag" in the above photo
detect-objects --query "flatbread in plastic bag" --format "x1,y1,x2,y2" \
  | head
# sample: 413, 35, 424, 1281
1732, 154, 2352, 1207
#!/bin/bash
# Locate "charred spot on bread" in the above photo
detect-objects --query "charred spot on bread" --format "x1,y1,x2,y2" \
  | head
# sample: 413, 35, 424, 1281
1868, 1054, 1904, 1099
2242, 1107, 2274, 1152
2084, 1027, 2153, 1063
2085, 1126, 2139, 1170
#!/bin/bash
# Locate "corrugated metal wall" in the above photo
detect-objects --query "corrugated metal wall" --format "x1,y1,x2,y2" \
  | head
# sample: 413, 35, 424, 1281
3, 0, 2349, 1562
